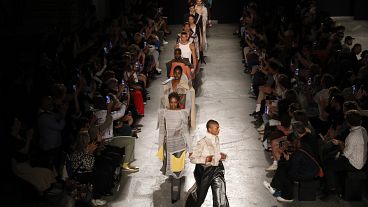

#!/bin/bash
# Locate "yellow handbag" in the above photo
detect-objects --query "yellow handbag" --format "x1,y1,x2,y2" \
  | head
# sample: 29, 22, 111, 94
171, 150, 186, 172
156, 146, 164, 161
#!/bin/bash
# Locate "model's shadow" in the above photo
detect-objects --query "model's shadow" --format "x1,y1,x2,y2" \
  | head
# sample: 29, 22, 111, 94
152, 177, 188, 207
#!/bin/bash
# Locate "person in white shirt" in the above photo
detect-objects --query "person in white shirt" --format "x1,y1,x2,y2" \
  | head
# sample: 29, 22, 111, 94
185, 120, 229, 207
325, 110, 368, 193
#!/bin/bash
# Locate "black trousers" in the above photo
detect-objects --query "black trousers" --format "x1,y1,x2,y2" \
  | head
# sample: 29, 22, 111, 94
270, 159, 294, 200
324, 155, 359, 190
185, 162, 229, 207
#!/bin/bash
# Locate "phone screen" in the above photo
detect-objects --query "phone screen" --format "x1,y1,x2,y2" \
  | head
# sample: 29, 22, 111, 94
106, 96, 111, 103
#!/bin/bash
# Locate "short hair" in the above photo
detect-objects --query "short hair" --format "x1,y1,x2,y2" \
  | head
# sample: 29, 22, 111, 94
206, 120, 219, 130
321, 73, 335, 89
292, 121, 306, 135
168, 92, 180, 102
293, 110, 309, 126
343, 101, 358, 111
183, 22, 190, 27
174, 48, 182, 54
345, 110, 362, 126
180, 32, 188, 36
173, 65, 183, 73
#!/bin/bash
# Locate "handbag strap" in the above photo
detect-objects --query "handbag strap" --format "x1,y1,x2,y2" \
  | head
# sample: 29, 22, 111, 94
299, 149, 321, 169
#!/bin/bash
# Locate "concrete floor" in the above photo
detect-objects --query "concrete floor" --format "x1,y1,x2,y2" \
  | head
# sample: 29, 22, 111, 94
107, 24, 368, 207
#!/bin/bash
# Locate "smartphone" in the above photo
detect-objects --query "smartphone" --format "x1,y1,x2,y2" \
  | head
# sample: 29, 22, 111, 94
352, 85, 356, 94
144, 41, 147, 47
104, 47, 108, 55
295, 68, 299, 76
307, 77, 312, 86
106, 95, 111, 103
265, 106, 269, 114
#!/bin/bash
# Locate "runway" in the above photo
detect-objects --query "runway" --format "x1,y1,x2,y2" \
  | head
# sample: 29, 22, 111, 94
107, 24, 367, 207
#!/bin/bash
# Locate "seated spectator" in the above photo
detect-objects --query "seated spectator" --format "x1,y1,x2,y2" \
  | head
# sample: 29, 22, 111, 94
69, 132, 106, 206
10, 118, 57, 195
92, 95, 139, 172
323, 110, 368, 196
264, 121, 321, 203
37, 95, 67, 172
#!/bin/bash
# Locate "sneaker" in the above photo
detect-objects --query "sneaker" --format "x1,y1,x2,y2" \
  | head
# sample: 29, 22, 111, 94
276, 196, 293, 203
91, 199, 107, 206
121, 166, 139, 173
263, 181, 275, 195
128, 164, 139, 170
257, 124, 265, 132
163, 40, 169, 45
265, 162, 278, 172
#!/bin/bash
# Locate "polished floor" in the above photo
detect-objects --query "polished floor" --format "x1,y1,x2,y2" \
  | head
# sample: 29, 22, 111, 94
107, 24, 368, 207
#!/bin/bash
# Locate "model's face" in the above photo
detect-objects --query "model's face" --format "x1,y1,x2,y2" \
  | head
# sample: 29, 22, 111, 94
174, 69, 182, 80
196, 0, 202, 5
189, 16, 195, 24
181, 34, 188, 42
184, 25, 190, 32
174, 51, 181, 59
189, 6, 195, 13
169, 97, 179, 109
208, 124, 220, 136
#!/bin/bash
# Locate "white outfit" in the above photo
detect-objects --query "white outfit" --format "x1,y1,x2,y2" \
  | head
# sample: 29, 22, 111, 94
190, 132, 226, 166
178, 42, 192, 63
343, 126, 368, 170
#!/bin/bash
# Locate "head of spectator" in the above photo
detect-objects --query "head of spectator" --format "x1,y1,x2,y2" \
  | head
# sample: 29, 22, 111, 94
330, 94, 345, 111
361, 50, 368, 60
51, 84, 67, 105
343, 101, 358, 114
40, 96, 54, 112
267, 59, 283, 75
352, 43, 362, 55
345, 110, 362, 127
344, 36, 354, 46
293, 110, 309, 126
105, 78, 119, 94
71, 132, 90, 153
173, 66, 183, 80
278, 74, 291, 91
321, 74, 335, 89
288, 103, 302, 117
284, 89, 299, 105
168, 92, 181, 110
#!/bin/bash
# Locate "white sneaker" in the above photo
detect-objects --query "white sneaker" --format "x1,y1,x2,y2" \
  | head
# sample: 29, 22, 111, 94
163, 40, 169, 45
265, 162, 278, 172
276, 196, 294, 203
91, 199, 107, 206
156, 68, 162, 72
263, 181, 275, 195
257, 124, 265, 132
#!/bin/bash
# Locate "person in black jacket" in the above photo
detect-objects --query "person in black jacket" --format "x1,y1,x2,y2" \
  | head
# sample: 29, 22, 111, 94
263, 121, 320, 203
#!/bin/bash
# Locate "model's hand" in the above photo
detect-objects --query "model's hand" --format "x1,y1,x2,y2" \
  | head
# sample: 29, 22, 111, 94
206, 155, 213, 163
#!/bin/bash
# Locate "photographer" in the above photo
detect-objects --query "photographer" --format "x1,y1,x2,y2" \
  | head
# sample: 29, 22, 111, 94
264, 121, 320, 203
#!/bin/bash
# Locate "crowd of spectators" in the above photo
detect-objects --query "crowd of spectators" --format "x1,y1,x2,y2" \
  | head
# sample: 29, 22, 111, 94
238, 0, 368, 203
4, 0, 173, 206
